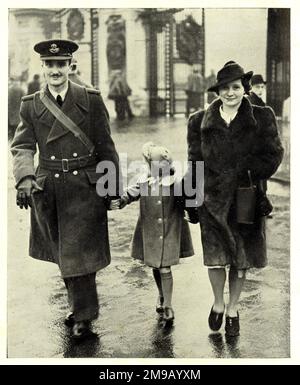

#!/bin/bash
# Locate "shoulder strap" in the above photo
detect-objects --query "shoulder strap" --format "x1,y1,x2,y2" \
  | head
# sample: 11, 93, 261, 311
40, 91, 95, 154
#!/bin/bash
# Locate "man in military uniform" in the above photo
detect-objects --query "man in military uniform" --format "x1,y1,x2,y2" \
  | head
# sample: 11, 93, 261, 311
11, 39, 122, 339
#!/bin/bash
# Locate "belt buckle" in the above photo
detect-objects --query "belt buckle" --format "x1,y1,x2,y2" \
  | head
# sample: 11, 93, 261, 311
62, 159, 69, 172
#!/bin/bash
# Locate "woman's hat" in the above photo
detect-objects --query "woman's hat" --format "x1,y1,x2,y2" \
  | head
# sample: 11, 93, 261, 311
250, 74, 267, 85
207, 61, 253, 92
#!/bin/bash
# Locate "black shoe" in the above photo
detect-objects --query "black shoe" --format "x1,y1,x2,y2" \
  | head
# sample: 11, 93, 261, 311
64, 312, 75, 327
163, 307, 175, 324
225, 312, 240, 337
208, 306, 224, 331
72, 320, 92, 340
156, 296, 164, 313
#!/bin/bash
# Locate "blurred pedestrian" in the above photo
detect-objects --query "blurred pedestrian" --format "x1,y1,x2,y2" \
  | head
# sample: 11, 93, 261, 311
8, 76, 24, 140
108, 70, 134, 121
282, 95, 290, 123
27, 74, 41, 94
247, 74, 266, 107
69, 58, 93, 88
110, 142, 194, 325
185, 65, 205, 117
205, 69, 218, 105
186, 61, 283, 337
11, 39, 122, 340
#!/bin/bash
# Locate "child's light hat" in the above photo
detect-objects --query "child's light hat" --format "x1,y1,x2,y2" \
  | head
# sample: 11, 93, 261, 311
142, 142, 173, 163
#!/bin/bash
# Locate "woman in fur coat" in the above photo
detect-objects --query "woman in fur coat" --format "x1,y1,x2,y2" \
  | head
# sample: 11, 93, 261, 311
186, 61, 284, 337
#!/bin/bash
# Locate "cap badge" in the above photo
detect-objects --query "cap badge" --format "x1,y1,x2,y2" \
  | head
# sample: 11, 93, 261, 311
49, 44, 59, 53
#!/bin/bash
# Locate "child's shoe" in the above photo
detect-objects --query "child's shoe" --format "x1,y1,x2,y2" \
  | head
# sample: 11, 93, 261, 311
156, 296, 164, 313
163, 307, 175, 324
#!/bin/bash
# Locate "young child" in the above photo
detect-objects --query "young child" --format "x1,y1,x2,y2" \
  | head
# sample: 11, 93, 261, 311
110, 142, 194, 324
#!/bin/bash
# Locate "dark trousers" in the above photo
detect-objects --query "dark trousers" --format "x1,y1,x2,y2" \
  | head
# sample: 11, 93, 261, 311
64, 273, 99, 322
185, 92, 204, 117
115, 97, 134, 120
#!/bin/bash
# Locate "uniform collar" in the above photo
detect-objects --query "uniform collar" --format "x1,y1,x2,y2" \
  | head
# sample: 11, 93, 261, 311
48, 83, 69, 102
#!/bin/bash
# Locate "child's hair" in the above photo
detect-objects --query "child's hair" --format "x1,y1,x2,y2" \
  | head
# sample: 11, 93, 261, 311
142, 142, 175, 175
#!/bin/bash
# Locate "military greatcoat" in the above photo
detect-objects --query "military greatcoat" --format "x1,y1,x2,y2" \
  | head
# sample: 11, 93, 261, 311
11, 81, 121, 278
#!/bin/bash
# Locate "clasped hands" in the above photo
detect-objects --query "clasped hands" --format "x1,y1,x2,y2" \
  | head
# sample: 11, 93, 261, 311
109, 196, 128, 210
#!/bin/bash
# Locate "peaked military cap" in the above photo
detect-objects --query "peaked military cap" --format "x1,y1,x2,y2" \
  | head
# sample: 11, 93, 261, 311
34, 39, 79, 60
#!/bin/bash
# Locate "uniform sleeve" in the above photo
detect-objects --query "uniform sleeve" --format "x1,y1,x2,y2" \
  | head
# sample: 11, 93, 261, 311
10, 100, 37, 187
239, 107, 284, 180
92, 93, 123, 197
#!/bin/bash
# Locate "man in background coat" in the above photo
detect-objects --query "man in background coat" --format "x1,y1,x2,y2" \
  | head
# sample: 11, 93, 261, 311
247, 74, 270, 211
247, 74, 266, 107
11, 39, 122, 339
8, 77, 24, 140
27, 74, 41, 95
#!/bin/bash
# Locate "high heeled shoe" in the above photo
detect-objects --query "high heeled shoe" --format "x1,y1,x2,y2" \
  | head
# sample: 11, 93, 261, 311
208, 306, 225, 331
156, 296, 164, 313
225, 312, 240, 337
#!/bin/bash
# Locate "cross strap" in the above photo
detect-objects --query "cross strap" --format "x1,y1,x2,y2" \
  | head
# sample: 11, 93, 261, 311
39, 90, 95, 155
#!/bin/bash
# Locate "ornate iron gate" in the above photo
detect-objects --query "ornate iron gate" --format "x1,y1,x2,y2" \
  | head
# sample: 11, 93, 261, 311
142, 9, 205, 117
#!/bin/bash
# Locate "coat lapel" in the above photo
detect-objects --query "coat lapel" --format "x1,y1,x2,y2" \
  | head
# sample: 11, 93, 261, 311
33, 89, 55, 129
45, 81, 89, 144
201, 97, 257, 135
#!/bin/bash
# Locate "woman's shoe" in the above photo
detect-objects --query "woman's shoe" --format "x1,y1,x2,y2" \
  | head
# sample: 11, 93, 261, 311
64, 312, 75, 327
208, 306, 225, 331
163, 307, 175, 324
225, 312, 240, 337
156, 296, 164, 313
72, 320, 92, 340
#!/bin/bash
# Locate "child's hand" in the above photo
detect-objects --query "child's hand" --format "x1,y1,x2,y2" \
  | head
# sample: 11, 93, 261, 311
109, 199, 121, 210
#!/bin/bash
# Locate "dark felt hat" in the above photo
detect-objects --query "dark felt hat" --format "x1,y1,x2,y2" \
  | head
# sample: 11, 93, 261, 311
207, 61, 253, 92
34, 39, 78, 60
250, 74, 267, 85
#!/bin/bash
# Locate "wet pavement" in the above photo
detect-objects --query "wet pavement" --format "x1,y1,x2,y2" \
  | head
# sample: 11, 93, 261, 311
7, 117, 290, 358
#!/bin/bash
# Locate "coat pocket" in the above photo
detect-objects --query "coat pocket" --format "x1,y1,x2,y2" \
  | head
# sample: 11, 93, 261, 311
33, 174, 47, 193
85, 170, 101, 185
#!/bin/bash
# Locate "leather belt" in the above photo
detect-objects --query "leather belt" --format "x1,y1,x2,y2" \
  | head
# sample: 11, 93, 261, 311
39, 155, 98, 172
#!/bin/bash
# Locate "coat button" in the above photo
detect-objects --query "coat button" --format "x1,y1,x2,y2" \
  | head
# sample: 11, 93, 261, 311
158, 218, 162, 223
73, 170, 78, 175
73, 153, 78, 157
54, 173, 59, 178
50, 155, 55, 160
157, 200, 162, 205
159, 235, 163, 240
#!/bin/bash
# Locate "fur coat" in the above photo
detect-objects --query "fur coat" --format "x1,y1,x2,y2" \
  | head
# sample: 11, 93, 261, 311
187, 97, 283, 269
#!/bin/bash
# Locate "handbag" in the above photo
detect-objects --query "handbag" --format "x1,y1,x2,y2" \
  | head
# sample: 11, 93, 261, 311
236, 171, 273, 224
236, 170, 257, 224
